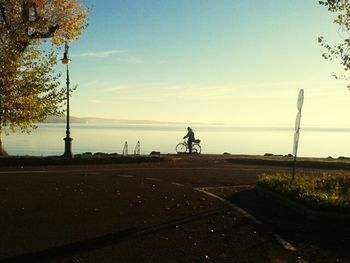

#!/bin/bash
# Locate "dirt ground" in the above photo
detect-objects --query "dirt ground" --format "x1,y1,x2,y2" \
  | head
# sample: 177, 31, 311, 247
0, 155, 349, 263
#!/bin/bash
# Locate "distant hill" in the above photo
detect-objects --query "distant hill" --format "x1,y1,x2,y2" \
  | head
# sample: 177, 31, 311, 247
44, 115, 87, 123
43, 115, 188, 125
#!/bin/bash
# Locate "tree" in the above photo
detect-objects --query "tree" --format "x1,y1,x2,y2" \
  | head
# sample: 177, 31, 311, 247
0, 0, 89, 155
0, 44, 66, 155
0, 0, 89, 48
319, 0, 350, 87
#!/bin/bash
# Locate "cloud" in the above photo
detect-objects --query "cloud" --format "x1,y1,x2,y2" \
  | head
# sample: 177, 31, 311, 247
73, 49, 128, 58
73, 49, 142, 64
119, 56, 142, 64
101, 85, 133, 92
157, 84, 240, 100
95, 83, 241, 103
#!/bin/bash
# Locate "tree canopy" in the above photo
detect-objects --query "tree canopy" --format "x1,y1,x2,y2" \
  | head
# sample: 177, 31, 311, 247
0, 0, 89, 48
0, 0, 89, 154
1, 44, 65, 132
319, 0, 350, 86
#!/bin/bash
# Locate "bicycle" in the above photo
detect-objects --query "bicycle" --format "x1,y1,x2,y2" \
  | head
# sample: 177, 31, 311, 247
176, 139, 201, 154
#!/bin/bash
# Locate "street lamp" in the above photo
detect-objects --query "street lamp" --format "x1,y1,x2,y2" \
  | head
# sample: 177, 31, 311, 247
61, 43, 73, 158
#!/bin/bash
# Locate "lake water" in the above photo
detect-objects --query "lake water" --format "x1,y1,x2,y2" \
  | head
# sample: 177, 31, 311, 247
3, 123, 350, 158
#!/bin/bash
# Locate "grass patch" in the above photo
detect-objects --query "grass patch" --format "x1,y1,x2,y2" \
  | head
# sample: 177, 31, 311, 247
257, 174, 350, 214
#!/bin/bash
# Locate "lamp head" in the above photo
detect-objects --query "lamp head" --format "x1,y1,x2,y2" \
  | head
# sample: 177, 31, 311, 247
61, 43, 71, 65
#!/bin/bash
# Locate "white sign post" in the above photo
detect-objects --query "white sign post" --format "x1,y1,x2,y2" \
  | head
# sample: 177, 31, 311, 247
292, 89, 304, 180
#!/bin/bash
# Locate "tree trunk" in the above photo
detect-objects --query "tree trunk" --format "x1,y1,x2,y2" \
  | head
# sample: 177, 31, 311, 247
0, 129, 8, 156
0, 107, 8, 156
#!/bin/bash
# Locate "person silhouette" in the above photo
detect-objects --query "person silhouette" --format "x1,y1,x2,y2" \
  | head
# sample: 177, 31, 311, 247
183, 127, 195, 154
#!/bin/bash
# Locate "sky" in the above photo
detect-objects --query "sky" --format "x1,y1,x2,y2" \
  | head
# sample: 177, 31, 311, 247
61, 0, 350, 127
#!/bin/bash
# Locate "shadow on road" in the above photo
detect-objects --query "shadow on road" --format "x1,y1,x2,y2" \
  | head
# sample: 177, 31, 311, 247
1, 207, 229, 263
227, 189, 350, 262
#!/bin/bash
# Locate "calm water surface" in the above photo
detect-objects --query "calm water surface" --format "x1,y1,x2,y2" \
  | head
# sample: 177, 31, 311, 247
3, 123, 350, 158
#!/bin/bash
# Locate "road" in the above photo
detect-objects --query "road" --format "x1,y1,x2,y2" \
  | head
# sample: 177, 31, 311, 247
0, 155, 349, 263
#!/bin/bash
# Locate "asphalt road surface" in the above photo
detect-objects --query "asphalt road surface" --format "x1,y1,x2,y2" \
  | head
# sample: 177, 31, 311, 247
0, 155, 349, 263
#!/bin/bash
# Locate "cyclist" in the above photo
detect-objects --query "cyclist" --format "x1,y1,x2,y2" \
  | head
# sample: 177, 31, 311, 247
183, 127, 195, 154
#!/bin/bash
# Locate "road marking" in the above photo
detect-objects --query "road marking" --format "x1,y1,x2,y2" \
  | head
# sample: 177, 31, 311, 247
195, 186, 297, 252
195, 187, 262, 224
274, 234, 297, 251
200, 185, 253, 190
171, 182, 184, 187
145, 177, 161, 182
116, 174, 134, 178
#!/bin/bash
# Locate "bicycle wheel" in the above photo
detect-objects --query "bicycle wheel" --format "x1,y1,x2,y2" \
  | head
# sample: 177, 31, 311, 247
192, 144, 201, 154
176, 143, 187, 154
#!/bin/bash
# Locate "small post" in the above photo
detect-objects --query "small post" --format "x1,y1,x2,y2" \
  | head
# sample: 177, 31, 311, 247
134, 141, 140, 155
292, 153, 297, 181
122, 141, 128, 156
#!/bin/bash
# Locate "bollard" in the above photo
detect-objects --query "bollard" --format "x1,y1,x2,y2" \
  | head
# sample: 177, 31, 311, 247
134, 141, 140, 155
122, 141, 128, 156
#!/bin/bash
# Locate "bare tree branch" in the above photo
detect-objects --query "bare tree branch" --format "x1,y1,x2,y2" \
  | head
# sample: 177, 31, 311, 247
30, 24, 60, 39
22, 0, 29, 22
0, 3, 11, 31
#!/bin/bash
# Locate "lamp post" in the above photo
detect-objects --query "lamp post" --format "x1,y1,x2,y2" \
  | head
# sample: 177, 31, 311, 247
61, 43, 73, 158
